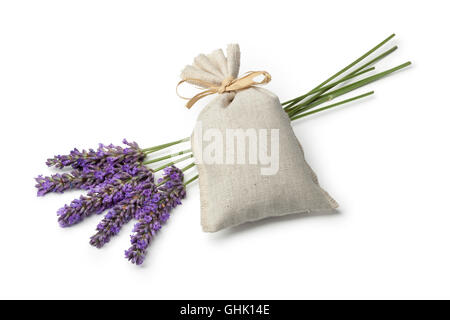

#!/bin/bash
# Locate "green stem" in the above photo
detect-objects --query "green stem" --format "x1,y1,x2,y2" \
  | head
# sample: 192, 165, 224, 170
184, 174, 199, 186
290, 91, 374, 121
181, 162, 196, 172
141, 137, 190, 154
289, 61, 411, 117
284, 66, 375, 112
282, 33, 395, 109
152, 154, 194, 172
142, 149, 192, 165
349, 46, 398, 77
287, 46, 399, 116
287, 46, 398, 113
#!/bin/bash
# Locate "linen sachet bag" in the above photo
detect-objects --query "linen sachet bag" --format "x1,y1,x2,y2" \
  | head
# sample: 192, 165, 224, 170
180, 44, 338, 232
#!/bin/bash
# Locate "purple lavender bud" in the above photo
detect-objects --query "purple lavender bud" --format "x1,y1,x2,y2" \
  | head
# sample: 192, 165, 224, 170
152, 221, 161, 231
125, 166, 186, 265
35, 173, 84, 196
89, 177, 157, 248
160, 212, 170, 223
46, 139, 145, 171
57, 167, 153, 227
152, 193, 161, 203
35, 161, 147, 196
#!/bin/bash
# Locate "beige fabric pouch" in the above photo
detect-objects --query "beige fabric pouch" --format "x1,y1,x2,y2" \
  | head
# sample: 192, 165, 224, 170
181, 44, 338, 232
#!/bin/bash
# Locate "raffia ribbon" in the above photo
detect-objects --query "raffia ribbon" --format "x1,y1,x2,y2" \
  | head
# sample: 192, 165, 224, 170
177, 71, 272, 109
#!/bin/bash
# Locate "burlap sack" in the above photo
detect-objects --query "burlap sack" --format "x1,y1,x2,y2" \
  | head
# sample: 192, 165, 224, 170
181, 44, 338, 232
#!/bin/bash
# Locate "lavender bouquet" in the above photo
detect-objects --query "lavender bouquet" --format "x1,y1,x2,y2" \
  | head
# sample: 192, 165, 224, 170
36, 138, 196, 265
36, 34, 410, 265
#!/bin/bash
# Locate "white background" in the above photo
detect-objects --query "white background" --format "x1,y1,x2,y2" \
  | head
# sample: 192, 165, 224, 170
1, 0, 449, 299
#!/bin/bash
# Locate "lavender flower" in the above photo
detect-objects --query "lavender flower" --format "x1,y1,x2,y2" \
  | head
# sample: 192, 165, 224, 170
35, 173, 84, 196
125, 166, 186, 265
57, 167, 153, 227
36, 146, 146, 196
35, 168, 118, 196
35, 137, 195, 264
46, 139, 145, 171
89, 175, 158, 248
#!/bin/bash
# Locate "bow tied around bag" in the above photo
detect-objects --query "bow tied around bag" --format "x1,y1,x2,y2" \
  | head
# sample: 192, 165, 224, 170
35, 34, 411, 264
177, 47, 272, 109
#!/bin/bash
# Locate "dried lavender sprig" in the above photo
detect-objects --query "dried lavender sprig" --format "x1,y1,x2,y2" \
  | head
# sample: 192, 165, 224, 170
35, 172, 85, 196
46, 139, 145, 170
89, 175, 157, 248
57, 167, 153, 227
35, 162, 142, 196
44, 136, 191, 174
37, 138, 155, 196
36, 144, 191, 197
125, 166, 186, 265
